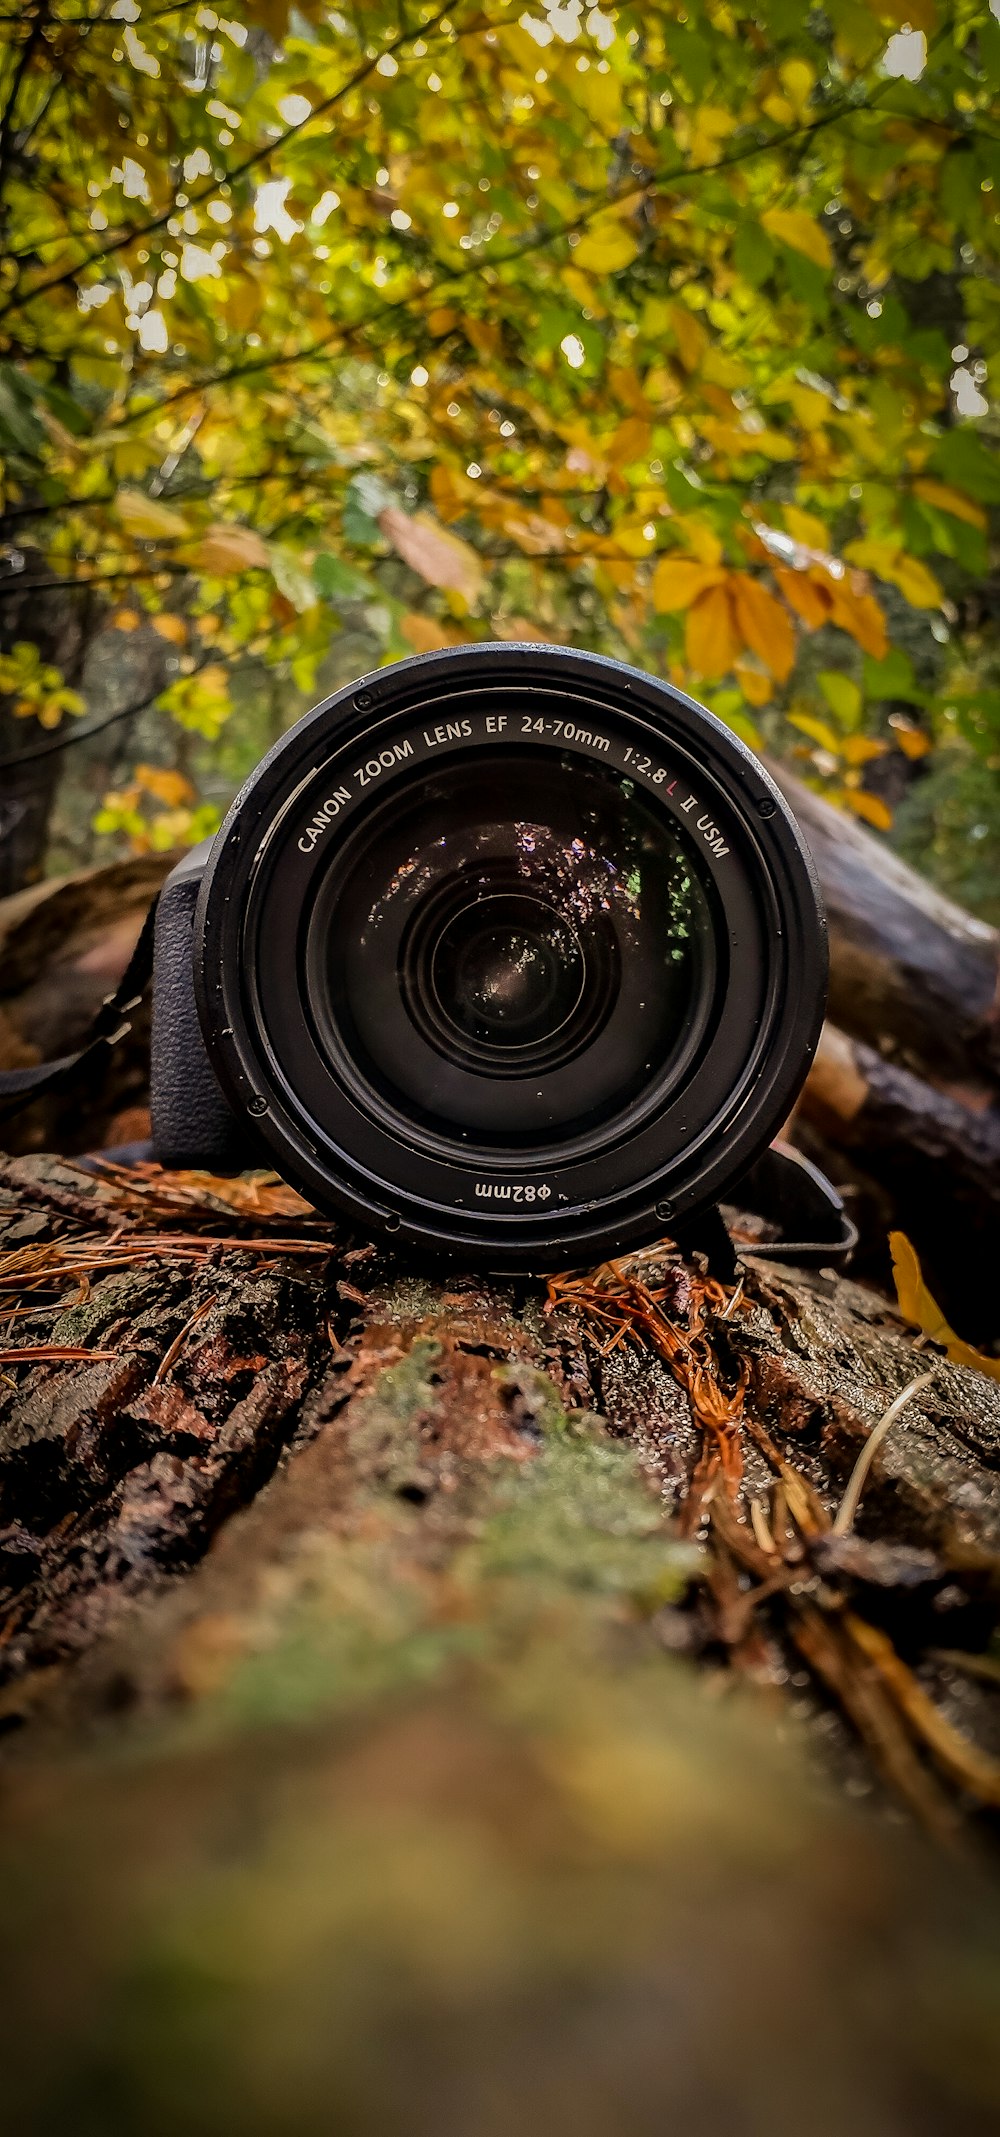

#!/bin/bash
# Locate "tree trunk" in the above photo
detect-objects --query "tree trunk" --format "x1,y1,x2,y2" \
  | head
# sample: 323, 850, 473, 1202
768, 761, 1000, 1089
795, 1022, 1000, 1343
0, 851, 176, 1155
0, 1153, 999, 2130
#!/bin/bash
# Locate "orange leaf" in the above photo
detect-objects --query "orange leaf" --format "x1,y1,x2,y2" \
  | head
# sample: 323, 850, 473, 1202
109, 608, 140, 632
400, 612, 461, 653
844, 789, 892, 832
773, 566, 830, 631
892, 723, 931, 760
730, 575, 796, 682
685, 584, 736, 678
912, 478, 986, 531
378, 508, 484, 605
651, 556, 727, 613
827, 581, 888, 661
136, 763, 194, 807
151, 613, 187, 645
670, 301, 708, 373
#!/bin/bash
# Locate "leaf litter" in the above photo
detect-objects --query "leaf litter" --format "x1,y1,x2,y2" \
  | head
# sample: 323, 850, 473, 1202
548, 1240, 1000, 1840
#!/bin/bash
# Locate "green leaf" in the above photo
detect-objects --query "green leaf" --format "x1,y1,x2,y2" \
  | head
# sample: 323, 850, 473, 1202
732, 221, 774, 288
930, 429, 1000, 505
863, 649, 924, 704
313, 553, 374, 602
818, 670, 862, 727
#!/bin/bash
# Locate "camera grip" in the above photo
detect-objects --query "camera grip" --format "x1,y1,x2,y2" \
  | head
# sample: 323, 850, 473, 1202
150, 856, 257, 1173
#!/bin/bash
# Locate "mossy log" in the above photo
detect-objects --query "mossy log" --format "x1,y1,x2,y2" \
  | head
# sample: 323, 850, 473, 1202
0, 1151, 999, 2135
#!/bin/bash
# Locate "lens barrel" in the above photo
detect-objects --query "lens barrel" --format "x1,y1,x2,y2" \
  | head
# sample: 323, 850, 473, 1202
195, 644, 826, 1268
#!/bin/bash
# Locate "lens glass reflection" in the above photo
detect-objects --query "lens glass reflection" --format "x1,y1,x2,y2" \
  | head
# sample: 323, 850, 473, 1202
304, 749, 719, 1145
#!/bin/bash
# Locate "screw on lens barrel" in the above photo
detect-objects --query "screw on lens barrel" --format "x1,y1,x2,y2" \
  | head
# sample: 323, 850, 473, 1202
354, 690, 373, 710
757, 796, 776, 818
655, 1198, 674, 1221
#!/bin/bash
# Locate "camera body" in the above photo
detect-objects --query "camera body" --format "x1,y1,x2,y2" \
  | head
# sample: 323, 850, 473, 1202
150, 840, 261, 1175
151, 643, 827, 1268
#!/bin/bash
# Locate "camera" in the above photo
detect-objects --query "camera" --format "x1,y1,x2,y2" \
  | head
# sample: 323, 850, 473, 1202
150, 643, 827, 1269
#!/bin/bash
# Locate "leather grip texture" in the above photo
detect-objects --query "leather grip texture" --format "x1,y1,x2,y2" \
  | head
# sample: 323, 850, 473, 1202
150, 856, 255, 1172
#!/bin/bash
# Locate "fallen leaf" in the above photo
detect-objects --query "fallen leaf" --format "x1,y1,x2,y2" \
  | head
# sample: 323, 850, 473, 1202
890, 1232, 1000, 1382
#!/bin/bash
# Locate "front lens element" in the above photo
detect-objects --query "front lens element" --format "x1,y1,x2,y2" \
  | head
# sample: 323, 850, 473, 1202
304, 749, 719, 1145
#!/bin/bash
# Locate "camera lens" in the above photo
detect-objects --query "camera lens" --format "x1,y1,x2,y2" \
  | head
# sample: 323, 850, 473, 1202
196, 645, 826, 1268
302, 754, 717, 1145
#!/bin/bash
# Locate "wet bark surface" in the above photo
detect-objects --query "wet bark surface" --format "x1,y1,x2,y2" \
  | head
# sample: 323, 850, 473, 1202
1, 1152, 999, 2135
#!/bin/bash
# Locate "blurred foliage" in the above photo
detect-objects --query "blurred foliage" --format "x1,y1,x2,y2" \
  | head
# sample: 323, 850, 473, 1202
0, 0, 998, 887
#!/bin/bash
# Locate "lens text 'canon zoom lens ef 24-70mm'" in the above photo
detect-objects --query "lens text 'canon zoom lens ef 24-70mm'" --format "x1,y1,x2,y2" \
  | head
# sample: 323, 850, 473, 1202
191, 644, 827, 1269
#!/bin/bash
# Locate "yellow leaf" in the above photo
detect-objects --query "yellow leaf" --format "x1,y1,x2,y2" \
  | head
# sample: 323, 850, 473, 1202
151, 613, 187, 645
734, 657, 773, 707
891, 553, 943, 610
783, 505, 829, 551
670, 301, 708, 373
685, 584, 736, 679
773, 566, 831, 630
689, 104, 735, 165
562, 264, 606, 316
730, 575, 796, 682
115, 488, 190, 542
762, 207, 832, 270
673, 517, 723, 568
573, 219, 639, 273
616, 519, 659, 559
109, 608, 140, 632
841, 734, 888, 766
651, 557, 727, 613
844, 789, 893, 832
379, 507, 484, 605
843, 537, 902, 576
191, 523, 271, 574
788, 384, 828, 431
912, 478, 986, 530
788, 712, 844, 755
891, 1232, 1000, 1383
779, 57, 815, 114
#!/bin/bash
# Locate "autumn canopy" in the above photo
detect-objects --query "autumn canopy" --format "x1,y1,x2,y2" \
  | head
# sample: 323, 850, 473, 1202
0, 0, 997, 872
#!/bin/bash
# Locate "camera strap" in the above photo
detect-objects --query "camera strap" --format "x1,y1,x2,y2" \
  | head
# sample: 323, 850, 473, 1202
0, 891, 856, 1271
0, 893, 160, 1126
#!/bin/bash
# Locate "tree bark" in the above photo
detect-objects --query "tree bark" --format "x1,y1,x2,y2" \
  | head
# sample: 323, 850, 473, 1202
0, 851, 176, 1155
796, 1022, 1000, 1342
768, 760, 1000, 1088
0, 1153, 999, 2132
